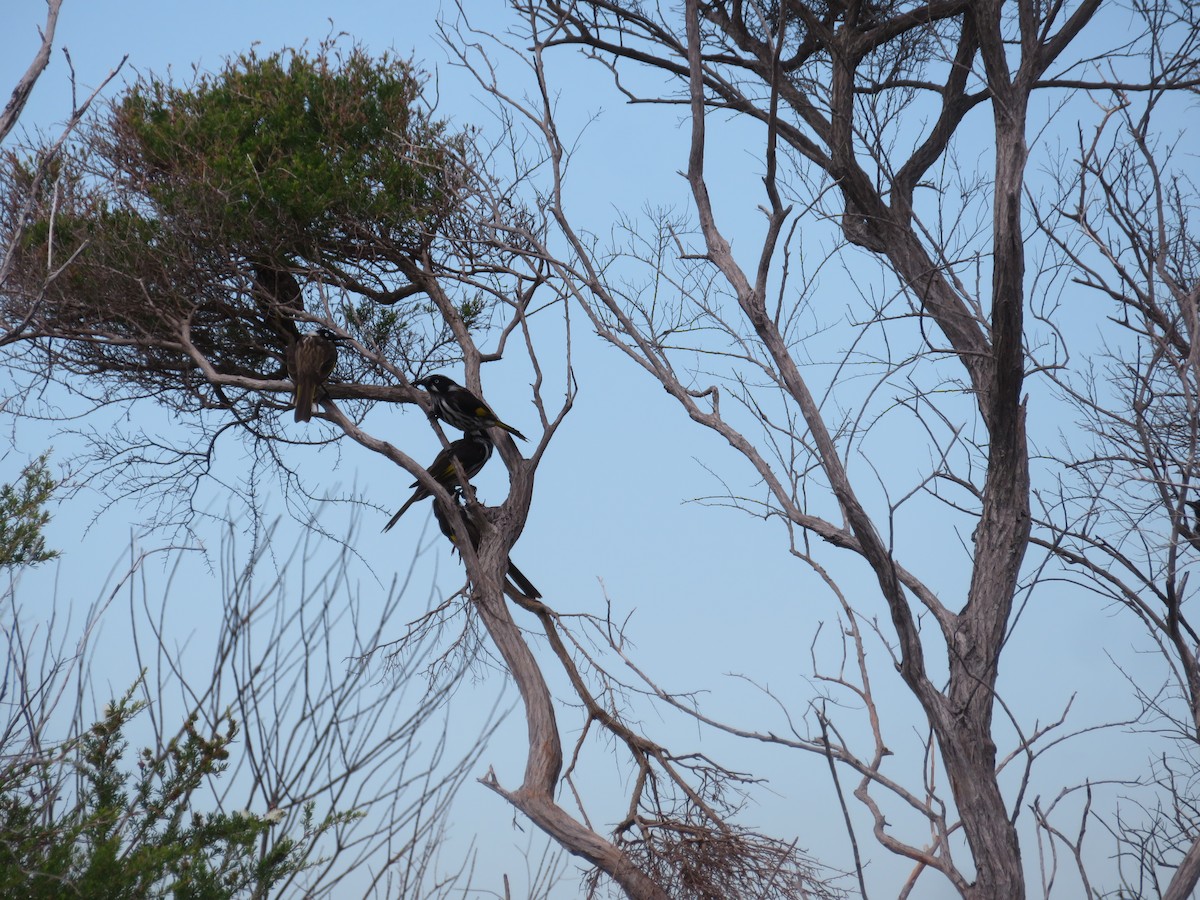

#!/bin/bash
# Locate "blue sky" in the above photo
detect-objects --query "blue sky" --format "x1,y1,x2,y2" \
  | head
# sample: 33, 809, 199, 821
1, 3, 1184, 898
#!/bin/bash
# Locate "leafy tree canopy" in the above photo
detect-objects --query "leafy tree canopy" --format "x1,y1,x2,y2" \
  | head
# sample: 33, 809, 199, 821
117, 44, 458, 260
0, 39, 496, 419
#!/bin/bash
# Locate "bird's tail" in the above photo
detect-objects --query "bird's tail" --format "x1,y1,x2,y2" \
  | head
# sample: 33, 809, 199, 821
382, 496, 418, 532
506, 559, 541, 599
497, 421, 528, 442
294, 382, 316, 423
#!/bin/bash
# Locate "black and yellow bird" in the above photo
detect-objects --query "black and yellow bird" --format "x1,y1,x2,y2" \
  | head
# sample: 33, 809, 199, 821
432, 495, 541, 599
414, 374, 527, 441
382, 432, 494, 532
287, 328, 342, 423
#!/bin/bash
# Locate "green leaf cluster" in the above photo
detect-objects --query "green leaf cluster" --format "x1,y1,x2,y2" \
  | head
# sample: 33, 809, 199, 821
0, 453, 58, 569
0, 682, 349, 898
113, 42, 460, 259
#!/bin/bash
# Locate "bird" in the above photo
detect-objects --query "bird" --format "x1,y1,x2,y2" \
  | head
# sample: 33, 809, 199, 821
382, 432, 494, 532
287, 327, 342, 423
414, 374, 527, 441
432, 494, 541, 599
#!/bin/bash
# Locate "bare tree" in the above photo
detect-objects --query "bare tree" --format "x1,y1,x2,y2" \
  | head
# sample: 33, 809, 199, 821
422, 0, 1200, 897
0, 0, 123, 351
1029, 26, 1200, 896
0, 0, 64, 147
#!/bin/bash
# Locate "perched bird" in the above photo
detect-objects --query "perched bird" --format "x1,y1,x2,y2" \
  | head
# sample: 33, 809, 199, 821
432, 495, 541, 599
414, 374, 527, 441
382, 432, 494, 532
287, 327, 342, 423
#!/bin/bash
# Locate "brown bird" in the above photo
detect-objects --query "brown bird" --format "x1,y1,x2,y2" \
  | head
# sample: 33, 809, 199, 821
287, 328, 342, 423
432, 494, 541, 600
382, 433, 494, 532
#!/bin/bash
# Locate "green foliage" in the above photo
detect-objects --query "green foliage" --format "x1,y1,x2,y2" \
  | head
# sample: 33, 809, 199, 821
0, 38, 478, 403
113, 41, 461, 260
0, 682, 353, 897
0, 452, 58, 568
458, 295, 486, 329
